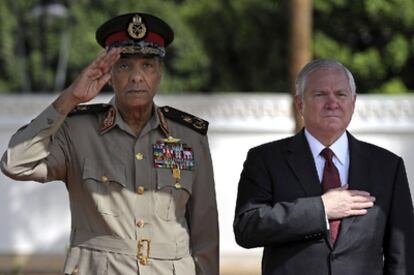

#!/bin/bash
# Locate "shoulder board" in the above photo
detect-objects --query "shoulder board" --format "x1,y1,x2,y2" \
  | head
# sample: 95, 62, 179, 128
68, 104, 111, 116
160, 106, 209, 135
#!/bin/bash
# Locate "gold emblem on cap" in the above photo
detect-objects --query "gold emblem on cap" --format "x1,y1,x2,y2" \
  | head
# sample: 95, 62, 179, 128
128, 15, 147, 39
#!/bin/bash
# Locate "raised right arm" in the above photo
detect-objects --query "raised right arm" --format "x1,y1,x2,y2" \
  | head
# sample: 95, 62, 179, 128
1, 49, 120, 183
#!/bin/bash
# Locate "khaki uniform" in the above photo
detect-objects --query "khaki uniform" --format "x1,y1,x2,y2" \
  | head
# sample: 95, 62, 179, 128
1, 98, 219, 275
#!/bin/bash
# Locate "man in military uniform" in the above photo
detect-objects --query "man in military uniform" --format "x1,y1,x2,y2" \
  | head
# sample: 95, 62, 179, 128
1, 12, 219, 275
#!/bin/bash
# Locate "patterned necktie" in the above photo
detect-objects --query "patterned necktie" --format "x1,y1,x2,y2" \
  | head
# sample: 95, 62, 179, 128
320, 148, 341, 244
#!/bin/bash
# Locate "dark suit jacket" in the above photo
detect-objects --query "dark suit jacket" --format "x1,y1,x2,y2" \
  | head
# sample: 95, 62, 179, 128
234, 129, 414, 275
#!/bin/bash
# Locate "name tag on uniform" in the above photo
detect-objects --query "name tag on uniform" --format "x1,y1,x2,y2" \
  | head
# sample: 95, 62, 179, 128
152, 141, 194, 170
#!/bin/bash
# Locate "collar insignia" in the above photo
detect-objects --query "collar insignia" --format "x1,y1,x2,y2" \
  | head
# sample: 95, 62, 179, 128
100, 107, 116, 133
157, 108, 181, 143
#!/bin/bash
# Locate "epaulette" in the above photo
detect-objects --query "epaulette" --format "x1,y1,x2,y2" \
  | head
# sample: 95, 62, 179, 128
160, 106, 209, 135
68, 103, 111, 116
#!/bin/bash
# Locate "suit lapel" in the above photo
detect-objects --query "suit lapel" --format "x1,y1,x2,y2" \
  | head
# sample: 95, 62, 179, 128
286, 130, 322, 197
286, 130, 376, 250
287, 130, 334, 249
336, 132, 372, 245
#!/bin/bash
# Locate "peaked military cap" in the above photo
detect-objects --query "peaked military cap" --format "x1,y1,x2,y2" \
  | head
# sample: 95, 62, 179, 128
96, 12, 174, 57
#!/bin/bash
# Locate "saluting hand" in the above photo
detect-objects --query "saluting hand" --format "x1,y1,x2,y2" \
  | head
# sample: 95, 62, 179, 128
68, 48, 121, 102
53, 48, 121, 115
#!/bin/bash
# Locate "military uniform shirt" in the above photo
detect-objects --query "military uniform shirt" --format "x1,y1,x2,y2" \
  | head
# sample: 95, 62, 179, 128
1, 98, 219, 275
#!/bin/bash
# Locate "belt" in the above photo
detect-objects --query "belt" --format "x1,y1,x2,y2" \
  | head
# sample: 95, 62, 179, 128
71, 230, 191, 265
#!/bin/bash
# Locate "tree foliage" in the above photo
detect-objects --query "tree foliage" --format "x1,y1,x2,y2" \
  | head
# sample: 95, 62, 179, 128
0, 0, 209, 93
313, 0, 414, 94
0, 0, 414, 94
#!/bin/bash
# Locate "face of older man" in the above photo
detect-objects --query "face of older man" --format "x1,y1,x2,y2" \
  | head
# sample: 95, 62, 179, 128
110, 55, 162, 113
295, 67, 356, 145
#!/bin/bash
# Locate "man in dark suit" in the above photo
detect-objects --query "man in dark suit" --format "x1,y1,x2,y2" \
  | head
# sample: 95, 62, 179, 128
233, 59, 414, 275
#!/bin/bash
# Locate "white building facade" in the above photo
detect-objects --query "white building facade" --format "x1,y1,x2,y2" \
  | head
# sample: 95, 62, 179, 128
0, 94, 413, 270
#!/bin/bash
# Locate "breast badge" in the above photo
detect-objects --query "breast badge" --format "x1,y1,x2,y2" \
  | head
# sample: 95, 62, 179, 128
153, 141, 194, 170
153, 141, 194, 188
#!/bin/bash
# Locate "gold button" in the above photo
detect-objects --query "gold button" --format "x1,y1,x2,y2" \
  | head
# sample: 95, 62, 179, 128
137, 220, 145, 228
136, 186, 145, 194
139, 256, 149, 265
174, 183, 181, 189
72, 266, 79, 275
135, 153, 144, 160
101, 175, 108, 182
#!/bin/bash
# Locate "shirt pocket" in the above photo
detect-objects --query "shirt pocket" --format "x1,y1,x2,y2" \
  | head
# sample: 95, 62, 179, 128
82, 158, 126, 216
172, 256, 196, 275
155, 168, 193, 221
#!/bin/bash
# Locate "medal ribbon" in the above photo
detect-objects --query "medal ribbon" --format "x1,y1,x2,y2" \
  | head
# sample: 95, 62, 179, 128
157, 108, 181, 187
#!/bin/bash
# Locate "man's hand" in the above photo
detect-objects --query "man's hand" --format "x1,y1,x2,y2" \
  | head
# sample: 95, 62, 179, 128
321, 185, 376, 220
53, 48, 121, 115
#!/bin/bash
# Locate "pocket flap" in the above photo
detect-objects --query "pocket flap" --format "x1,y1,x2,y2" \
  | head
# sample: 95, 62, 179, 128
156, 168, 193, 194
82, 158, 126, 187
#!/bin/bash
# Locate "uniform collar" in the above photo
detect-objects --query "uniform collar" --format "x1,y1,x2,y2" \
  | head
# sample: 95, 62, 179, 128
100, 97, 161, 136
100, 98, 117, 134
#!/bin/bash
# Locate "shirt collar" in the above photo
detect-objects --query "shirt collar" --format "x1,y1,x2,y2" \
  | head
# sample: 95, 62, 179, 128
304, 129, 348, 165
100, 97, 161, 136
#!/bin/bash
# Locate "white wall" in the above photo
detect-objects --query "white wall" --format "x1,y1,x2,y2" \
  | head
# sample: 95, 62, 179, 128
0, 94, 413, 260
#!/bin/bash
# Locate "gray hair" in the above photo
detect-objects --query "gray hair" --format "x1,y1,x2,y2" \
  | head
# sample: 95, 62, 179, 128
295, 59, 356, 97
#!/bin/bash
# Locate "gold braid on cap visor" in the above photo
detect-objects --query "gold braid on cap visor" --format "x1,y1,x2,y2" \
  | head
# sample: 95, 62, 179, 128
108, 41, 166, 57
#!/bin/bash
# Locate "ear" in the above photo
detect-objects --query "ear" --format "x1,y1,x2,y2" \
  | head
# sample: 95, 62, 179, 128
294, 95, 304, 117
351, 94, 357, 113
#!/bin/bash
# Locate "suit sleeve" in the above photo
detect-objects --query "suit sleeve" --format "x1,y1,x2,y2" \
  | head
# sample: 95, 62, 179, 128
187, 135, 219, 275
1, 104, 68, 183
234, 148, 327, 249
383, 158, 414, 274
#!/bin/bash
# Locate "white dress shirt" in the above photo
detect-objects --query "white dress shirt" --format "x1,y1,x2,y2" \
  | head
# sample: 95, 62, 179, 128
304, 129, 349, 186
